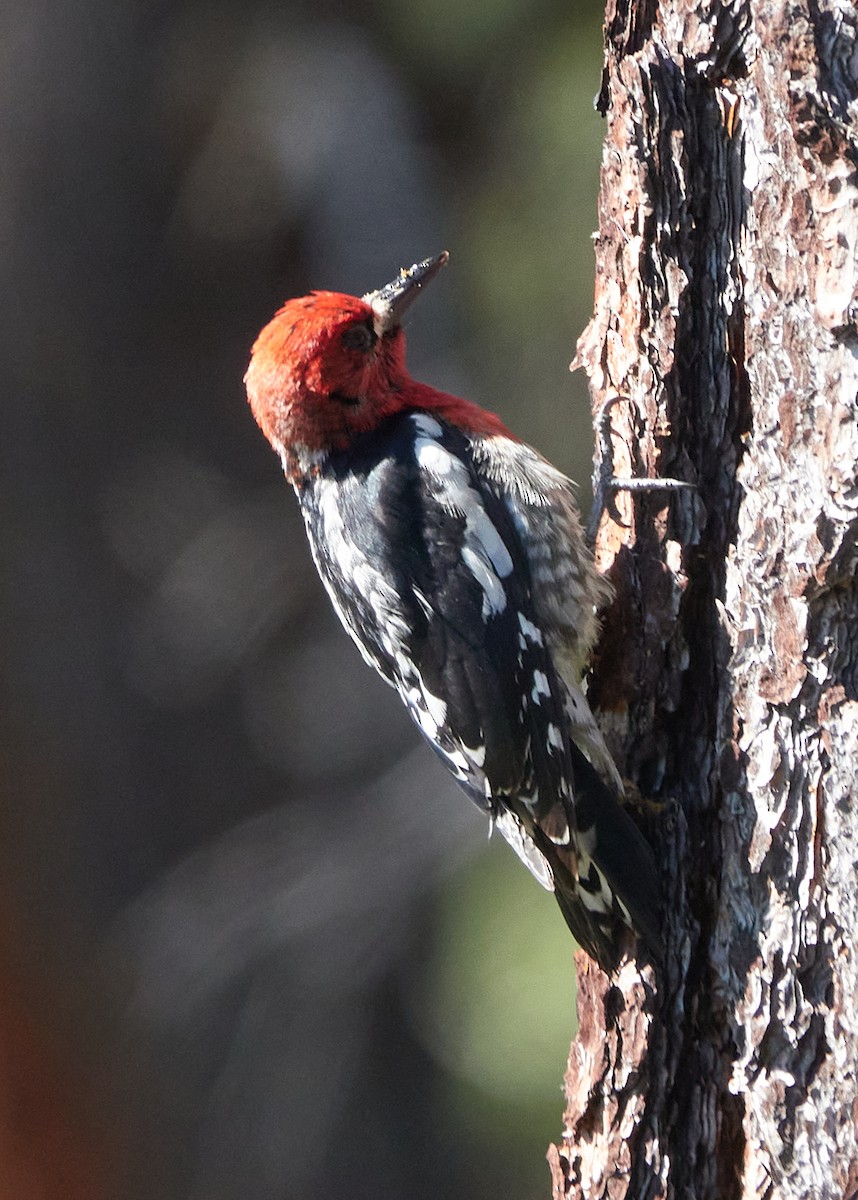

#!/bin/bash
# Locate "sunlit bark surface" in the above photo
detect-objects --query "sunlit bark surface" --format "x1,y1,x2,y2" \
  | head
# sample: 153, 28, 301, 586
550, 2, 858, 1196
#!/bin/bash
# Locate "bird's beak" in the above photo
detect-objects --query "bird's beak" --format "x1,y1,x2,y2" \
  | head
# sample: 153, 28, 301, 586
363, 251, 450, 336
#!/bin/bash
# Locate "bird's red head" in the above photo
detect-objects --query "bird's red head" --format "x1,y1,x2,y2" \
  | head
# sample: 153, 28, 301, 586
245, 253, 509, 478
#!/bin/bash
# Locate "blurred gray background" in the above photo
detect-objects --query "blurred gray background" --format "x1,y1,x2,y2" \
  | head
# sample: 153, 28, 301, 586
0, 1, 605, 1197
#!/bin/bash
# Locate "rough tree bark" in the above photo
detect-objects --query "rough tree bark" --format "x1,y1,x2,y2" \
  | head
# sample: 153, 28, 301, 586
548, 1, 858, 1197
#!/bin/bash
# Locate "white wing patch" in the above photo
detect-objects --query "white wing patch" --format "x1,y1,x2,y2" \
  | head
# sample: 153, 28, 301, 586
531, 669, 550, 700
411, 413, 445, 439
459, 547, 507, 616
546, 723, 563, 752
517, 612, 543, 647
412, 415, 513, 618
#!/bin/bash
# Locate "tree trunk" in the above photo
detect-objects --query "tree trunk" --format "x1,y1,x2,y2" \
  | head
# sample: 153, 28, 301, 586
548, 2, 858, 1197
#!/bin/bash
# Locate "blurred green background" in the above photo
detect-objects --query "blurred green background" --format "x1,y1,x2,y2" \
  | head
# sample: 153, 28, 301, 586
0, 1, 605, 1197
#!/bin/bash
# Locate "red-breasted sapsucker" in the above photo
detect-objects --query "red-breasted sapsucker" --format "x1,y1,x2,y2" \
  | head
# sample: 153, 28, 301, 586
245, 252, 661, 969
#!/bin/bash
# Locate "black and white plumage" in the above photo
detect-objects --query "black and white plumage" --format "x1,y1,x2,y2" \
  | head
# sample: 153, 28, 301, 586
296, 411, 661, 967
244, 253, 662, 969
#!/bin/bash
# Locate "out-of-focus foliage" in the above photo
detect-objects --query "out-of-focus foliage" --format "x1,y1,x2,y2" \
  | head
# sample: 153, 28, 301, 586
415, 845, 576, 1102
0, 0, 605, 1197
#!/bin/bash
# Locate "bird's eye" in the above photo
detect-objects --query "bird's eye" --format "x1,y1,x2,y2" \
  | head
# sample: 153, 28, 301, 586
340, 323, 375, 352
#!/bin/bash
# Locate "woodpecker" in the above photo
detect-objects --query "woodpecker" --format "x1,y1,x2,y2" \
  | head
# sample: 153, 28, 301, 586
245, 252, 662, 969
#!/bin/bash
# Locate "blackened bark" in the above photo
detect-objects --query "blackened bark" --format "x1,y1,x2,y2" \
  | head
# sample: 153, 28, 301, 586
549, 2, 858, 1197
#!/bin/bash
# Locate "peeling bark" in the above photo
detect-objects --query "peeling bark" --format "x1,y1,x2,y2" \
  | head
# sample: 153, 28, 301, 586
550, 1, 858, 1197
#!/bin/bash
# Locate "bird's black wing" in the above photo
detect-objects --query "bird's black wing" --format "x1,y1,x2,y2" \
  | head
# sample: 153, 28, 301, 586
301, 411, 569, 815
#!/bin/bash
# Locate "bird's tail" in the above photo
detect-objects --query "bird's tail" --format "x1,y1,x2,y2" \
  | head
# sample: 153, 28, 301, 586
538, 748, 663, 971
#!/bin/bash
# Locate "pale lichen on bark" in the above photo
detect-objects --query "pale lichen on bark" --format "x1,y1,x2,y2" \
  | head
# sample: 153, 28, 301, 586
550, 1, 858, 1197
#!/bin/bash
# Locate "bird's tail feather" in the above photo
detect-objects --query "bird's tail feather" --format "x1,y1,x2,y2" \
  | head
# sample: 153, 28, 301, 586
539, 749, 663, 970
